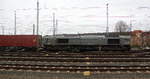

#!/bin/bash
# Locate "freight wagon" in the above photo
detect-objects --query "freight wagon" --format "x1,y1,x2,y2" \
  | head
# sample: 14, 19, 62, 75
131, 30, 150, 49
0, 35, 42, 51
131, 30, 143, 48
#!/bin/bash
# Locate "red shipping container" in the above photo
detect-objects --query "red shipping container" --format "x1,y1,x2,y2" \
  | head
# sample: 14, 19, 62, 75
0, 35, 41, 47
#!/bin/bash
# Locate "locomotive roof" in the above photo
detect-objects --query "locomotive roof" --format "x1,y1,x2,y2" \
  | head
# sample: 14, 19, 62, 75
44, 34, 105, 39
44, 34, 130, 39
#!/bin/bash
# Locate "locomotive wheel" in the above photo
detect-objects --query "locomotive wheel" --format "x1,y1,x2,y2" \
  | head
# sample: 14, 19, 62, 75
71, 48, 80, 52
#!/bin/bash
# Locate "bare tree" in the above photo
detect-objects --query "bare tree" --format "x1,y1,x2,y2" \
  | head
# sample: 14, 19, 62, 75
115, 20, 129, 32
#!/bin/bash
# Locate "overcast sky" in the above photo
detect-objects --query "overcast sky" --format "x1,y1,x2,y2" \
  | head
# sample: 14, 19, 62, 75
0, 0, 150, 35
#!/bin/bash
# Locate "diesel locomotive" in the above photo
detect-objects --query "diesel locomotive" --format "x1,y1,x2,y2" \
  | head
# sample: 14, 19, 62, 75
42, 34, 131, 51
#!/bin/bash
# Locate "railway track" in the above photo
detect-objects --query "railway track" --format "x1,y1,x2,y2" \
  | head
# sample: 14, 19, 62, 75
0, 54, 150, 58
0, 50, 148, 56
0, 51, 149, 58
0, 64, 150, 72
0, 55, 143, 58
1, 63, 150, 67
0, 50, 149, 73
1, 57, 150, 62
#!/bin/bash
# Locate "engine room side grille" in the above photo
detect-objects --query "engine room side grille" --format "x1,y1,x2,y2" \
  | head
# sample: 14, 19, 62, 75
57, 39, 69, 43
108, 39, 120, 44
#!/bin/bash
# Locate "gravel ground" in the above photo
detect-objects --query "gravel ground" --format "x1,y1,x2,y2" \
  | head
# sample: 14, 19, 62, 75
0, 70, 150, 79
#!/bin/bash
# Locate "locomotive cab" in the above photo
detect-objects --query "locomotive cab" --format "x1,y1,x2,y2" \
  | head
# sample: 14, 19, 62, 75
101, 34, 130, 51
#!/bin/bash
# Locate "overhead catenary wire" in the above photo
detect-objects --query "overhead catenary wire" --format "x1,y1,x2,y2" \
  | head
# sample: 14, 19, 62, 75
1, 3, 148, 34
0, 23, 4, 35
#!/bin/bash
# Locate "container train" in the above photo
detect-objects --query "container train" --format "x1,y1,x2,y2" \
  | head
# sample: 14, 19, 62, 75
0, 33, 131, 52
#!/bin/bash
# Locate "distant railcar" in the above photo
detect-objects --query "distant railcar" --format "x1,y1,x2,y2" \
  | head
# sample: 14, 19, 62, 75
131, 30, 143, 47
142, 32, 150, 47
0, 35, 42, 51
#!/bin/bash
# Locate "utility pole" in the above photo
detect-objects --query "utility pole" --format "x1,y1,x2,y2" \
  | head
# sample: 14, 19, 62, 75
36, 0, 40, 51
0, 23, 4, 35
106, 3, 109, 35
36, 0, 39, 35
53, 13, 56, 36
129, 16, 134, 32
2, 25, 4, 35
14, 10, 16, 35
33, 24, 35, 35
130, 20, 132, 32
55, 19, 58, 35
